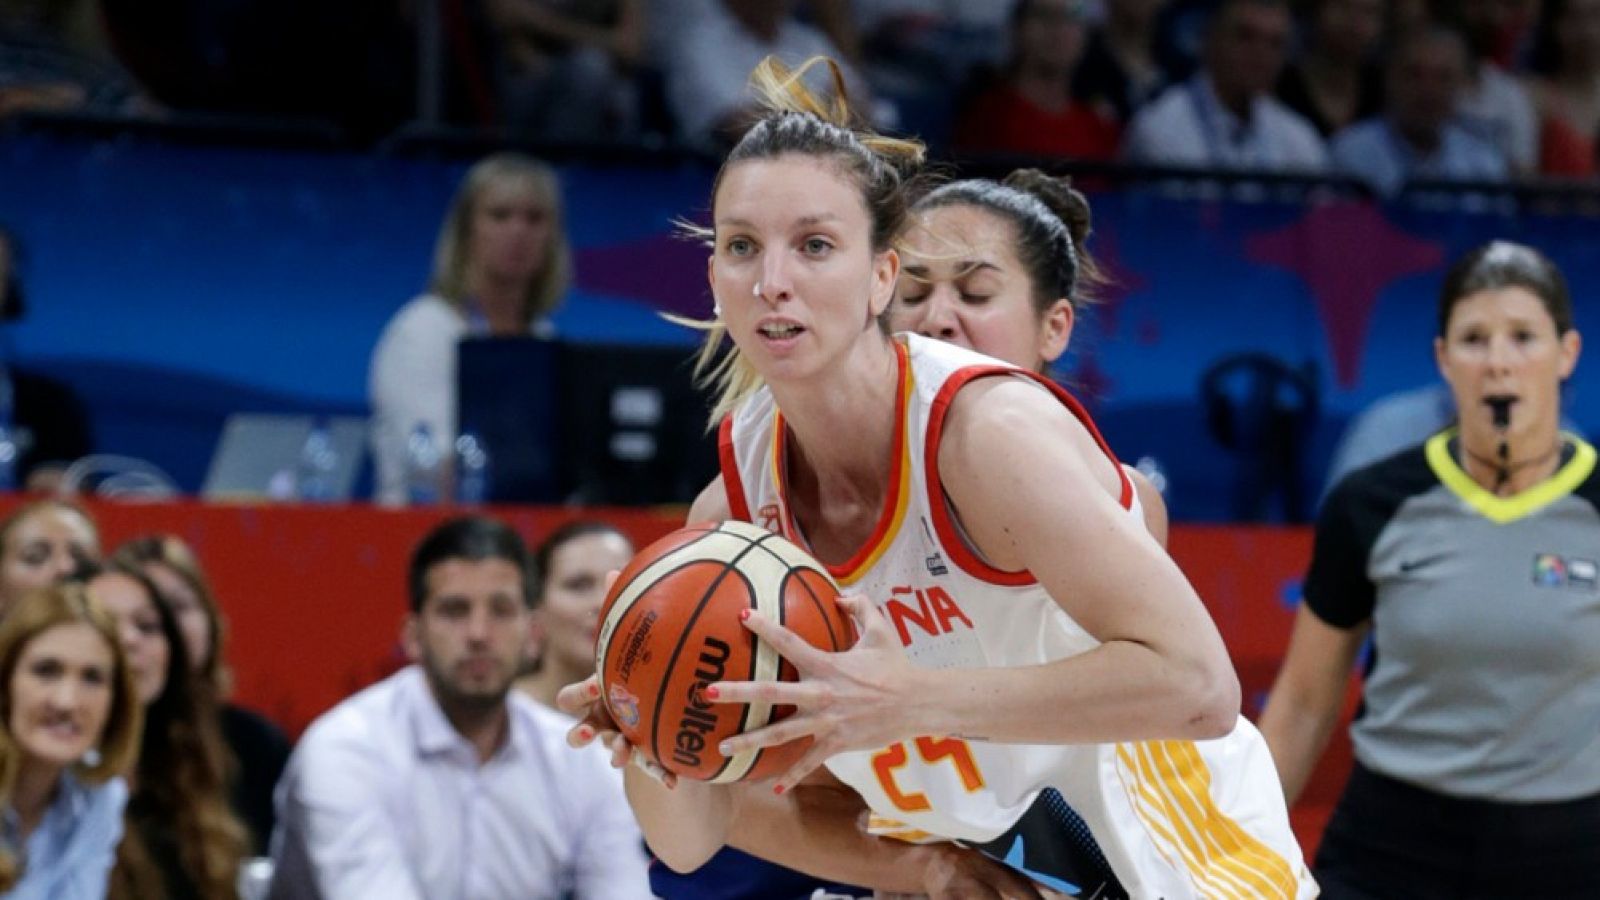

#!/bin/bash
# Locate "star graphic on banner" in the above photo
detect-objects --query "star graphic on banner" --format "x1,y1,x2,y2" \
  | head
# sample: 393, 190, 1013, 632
574, 232, 709, 318
1243, 201, 1444, 387
1088, 226, 1146, 338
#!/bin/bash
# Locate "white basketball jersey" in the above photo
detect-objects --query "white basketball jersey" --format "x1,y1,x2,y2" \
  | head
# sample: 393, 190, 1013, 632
720, 334, 1316, 899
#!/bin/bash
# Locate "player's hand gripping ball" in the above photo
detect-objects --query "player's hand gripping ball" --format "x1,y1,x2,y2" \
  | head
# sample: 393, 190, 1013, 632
595, 520, 853, 783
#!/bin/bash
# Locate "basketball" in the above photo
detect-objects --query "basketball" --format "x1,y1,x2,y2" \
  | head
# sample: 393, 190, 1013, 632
594, 520, 853, 783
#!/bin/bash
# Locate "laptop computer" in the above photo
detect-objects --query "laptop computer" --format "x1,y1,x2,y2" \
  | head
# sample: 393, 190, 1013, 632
202, 413, 367, 501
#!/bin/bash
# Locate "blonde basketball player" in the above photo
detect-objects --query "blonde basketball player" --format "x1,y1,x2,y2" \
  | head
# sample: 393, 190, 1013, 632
563, 57, 1315, 899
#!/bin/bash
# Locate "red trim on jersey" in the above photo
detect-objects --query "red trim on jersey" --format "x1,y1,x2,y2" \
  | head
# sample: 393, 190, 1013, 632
717, 414, 752, 523
925, 366, 1132, 587
774, 340, 913, 581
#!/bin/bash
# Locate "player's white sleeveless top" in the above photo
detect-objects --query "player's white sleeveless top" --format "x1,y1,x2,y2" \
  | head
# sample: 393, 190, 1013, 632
720, 334, 1315, 899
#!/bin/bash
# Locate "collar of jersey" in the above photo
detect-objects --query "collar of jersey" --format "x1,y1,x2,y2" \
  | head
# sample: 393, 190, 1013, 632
769, 339, 914, 585
1425, 428, 1596, 524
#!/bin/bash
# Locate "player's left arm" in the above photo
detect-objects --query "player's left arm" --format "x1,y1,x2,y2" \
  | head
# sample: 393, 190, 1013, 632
919, 377, 1238, 743
712, 379, 1237, 791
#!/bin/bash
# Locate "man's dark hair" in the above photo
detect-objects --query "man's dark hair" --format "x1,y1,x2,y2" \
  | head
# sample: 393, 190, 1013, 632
407, 517, 536, 612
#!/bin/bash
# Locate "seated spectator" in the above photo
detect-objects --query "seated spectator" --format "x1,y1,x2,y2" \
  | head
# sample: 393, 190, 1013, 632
817, 0, 1009, 145
1331, 26, 1507, 196
0, 226, 96, 491
484, 0, 644, 142
1123, 0, 1327, 172
1075, 0, 1177, 124
113, 535, 291, 857
368, 153, 571, 506
0, 499, 98, 615
1525, 0, 1600, 178
0, 0, 144, 117
1276, 0, 1386, 138
952, 0, 1121, 161
270, 517, 652, 900
663, 0, 871, 148
0, 583, 140, 897
515, 520, 633, 708
87, 562, 249, 900
1451, 0, 1540, 173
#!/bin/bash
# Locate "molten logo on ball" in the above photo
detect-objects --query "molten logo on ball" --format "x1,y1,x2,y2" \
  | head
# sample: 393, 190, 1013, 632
594, 520, 852, 783
672, 636, 731, 769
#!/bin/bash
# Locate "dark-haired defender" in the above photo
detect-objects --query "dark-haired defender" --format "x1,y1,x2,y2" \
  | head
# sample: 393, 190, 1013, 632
1261, 241, 1600, 899
562, 56, 1313, 898
271, 516, 651, 900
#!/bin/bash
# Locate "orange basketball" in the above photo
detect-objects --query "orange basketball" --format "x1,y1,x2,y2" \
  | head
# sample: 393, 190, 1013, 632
595, 520, 853, 783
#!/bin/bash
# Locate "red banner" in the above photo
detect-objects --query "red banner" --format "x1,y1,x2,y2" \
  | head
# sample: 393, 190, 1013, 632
7, 499, 1353, 856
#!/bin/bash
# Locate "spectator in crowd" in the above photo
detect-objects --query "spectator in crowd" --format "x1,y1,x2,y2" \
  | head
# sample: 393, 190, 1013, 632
1075, 0, 1176, 123
1122, 0, 1328, 171
484, 0, 645, 141
1276, 0, 1386, 138
0, 0, 145, 117
270, 517, 651, 900
1451, 0, 1540, 173
1330, 25, 1506, 196
0, 583, 140, 898
1526, 0, 1600, 178
816, 0, 1010, 145
87, 562, 249, 900
1391, 0, 1430, 34
1260, 241, 1600, 898
0, 227, 96, 491
113, 535, 291, 856
952, 0, 1122, 161
0, 500, 98, 616
514, 520, 632, 709
368, 153, 571, 506
663, 0, 871, 148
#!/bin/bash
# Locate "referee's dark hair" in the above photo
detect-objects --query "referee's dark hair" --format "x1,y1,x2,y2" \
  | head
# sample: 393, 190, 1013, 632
1438, 241, 1573, 338
407, 517, 537, 612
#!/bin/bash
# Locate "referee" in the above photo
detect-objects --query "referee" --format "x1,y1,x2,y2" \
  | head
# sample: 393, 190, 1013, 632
1260, 241, 1600, 899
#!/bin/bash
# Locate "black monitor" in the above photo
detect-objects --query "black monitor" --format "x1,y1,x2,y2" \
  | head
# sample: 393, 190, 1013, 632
458, 338, 718, 505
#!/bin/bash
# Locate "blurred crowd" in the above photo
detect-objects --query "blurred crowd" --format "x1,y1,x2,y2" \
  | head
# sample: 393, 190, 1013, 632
3, 0, 1599, 188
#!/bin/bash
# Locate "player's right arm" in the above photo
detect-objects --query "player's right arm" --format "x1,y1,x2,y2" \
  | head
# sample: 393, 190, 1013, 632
1257, 606, 1369, 804
560, 476, 1045, 896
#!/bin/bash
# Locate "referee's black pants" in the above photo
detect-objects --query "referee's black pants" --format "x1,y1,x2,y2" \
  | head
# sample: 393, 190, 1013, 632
1314, 762, 1600, 899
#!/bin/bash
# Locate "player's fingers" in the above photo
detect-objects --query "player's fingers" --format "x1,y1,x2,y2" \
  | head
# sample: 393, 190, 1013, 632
704, 677, 823, 708
839, 594, 895, 648
769, 745, 827, 797
609, 732, 633, 769
604, 569, 621, 592
716, 712, 816, 758
556, 675, 603, 716
738, 609, 827, 669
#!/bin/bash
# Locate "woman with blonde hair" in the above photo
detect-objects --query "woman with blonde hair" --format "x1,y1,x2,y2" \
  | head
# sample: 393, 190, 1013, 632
112, 535, 290, 855
0, 582, 141, 897
563, 56, 1312, 898
368, 152, 573, 505
0, 500, 99, 615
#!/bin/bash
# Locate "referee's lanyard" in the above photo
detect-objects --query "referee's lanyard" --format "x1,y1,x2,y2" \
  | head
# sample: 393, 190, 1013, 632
1188, 79, 1262, 168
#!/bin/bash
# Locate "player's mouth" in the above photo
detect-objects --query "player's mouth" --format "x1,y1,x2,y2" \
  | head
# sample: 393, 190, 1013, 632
756, 318, 806, 344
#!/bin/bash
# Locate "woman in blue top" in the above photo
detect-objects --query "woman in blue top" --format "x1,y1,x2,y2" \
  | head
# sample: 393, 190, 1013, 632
0, 582, 142, 898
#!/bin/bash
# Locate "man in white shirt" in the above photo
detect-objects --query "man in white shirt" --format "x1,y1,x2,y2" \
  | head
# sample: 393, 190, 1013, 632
663, 0, 873, 147
1122, 0, 1327, 172
270, 517, 652, 900
1330, 26, 1507, 196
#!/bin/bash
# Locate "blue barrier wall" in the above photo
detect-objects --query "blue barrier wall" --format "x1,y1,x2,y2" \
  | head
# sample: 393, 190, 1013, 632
3, 128, 1595, 518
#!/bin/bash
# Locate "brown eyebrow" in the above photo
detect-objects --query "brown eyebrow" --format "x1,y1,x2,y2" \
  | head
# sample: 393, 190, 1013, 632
715, 213, 843, 230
